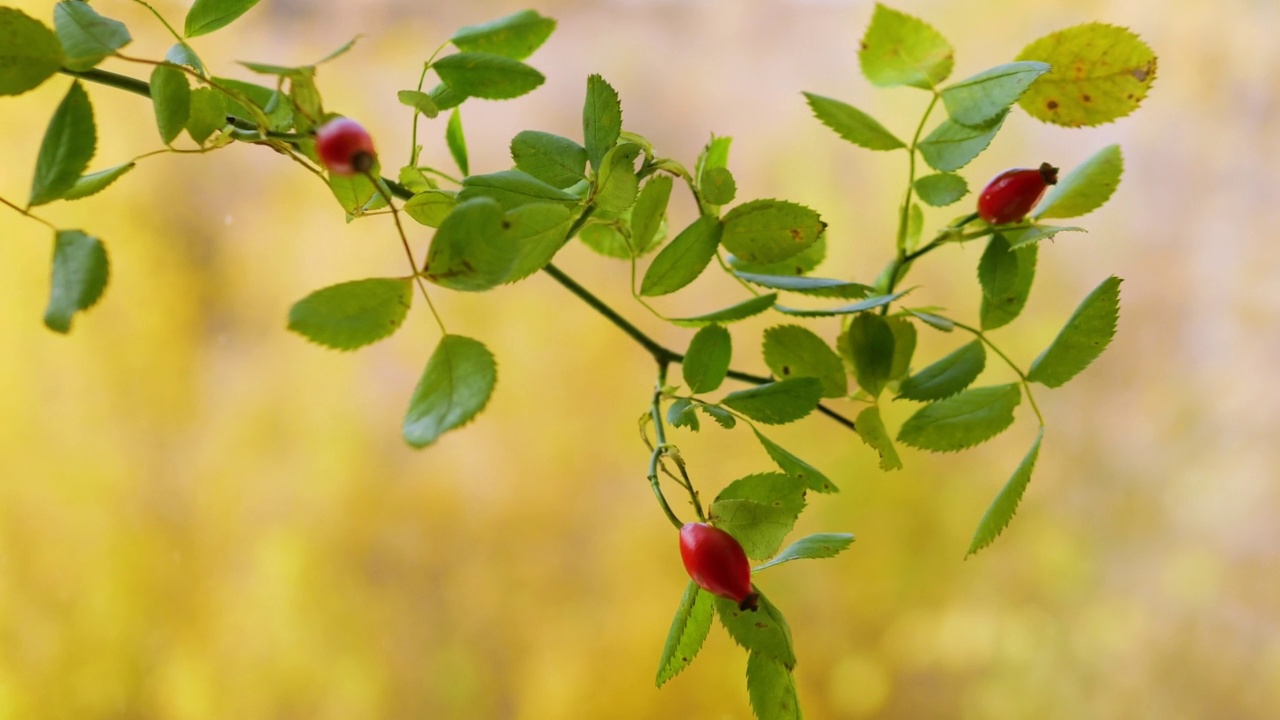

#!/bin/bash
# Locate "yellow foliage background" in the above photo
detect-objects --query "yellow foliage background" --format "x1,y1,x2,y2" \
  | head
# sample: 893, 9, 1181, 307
2, 0, 1278, 718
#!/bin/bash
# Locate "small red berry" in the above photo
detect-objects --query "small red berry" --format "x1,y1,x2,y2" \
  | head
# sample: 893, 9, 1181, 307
976, 162, 1059, 225
679, 522, 759, 611
315, 117, 376, 176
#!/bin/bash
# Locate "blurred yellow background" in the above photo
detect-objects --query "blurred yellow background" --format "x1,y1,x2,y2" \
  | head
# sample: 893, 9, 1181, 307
2, 0, 1278, 718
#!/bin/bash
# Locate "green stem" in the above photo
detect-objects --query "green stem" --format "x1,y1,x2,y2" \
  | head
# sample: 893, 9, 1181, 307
364, 171, 447, 334
130, 0, 185, 46
953, 320, 1045, 426
0, 195, 55, 229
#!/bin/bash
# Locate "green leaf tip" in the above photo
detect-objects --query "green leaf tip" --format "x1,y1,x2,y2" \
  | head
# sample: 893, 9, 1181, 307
967, 431, 1043, 556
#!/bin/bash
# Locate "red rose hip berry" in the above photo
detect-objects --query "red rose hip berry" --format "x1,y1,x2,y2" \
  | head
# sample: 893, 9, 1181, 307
679, 522, 759, 611
315, 117, 376, 176
977, 162, 1059, 225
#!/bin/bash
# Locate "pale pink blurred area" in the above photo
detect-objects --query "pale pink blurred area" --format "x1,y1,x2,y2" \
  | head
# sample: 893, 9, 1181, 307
1, 0, 1279, 718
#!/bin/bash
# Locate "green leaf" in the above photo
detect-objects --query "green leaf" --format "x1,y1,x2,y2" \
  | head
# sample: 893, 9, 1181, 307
404, 190, 455, 228
754, 533, 855, 572
763, 325, 847, 398
43, 229, 108, 333
699, 166, 737, 207
510, 131, 587, 188
746, 652, 802, 720
898, 384, 1021, 452
403, 335, 497, 448
695, 134, 732, 188
728, 235, 825, 277
967, 430, 1043, 556
216, 77, 290, 131
978, 232, 1020, 299
185, 0, 261, 38
775, 289, 908, 318
715, 592, 795, 668
397, 89, 439, 118
327, 170, 391, 217
898, 340, 986, 401
919, 111, 1007, 172
639, 216, 722, 297
433, 52, 544, 100
577, 220, 632, 259
854, 406, 901, 471
426, 82, 466, 112
913, 172, 968, 207
54, 1, 131, 72
655, 582, 714, 687
29, 82, 95, 207
164, 42, 205, 74
1003, 224, 1086, 249
1016, 23, 1157, 127
630, 176, 673, 254
150, 65, 190, 145
802, 92, 904, 150
62, 161, 135, 201
752, 429, 836, 493
186, 87, 226, 144
583, 74, 622, 172
907, 308, 956, 332
683, 324, 732, 394
845, 312, 895, 397
445, 108, 468, 177
735, 272, 872, 300
721, 200, 826, 265
451, 9, 555, 60
286, 278, 411, 351
858, 3, 954, 90
1034, 145, 1123, 219
697, 403, 737, 430
0, 8, 63, 97
708, 499, 797, 561
721, 377, 822, 425
979, 239, 1037, 331
670, 293, 777, 328
668, 398, 700, 432
940, 61, 1050, 127
422, 197, 512, 291
457, 170, 579, 211
398, 166, 433, 194
715, 472, 806, 518
595, 143, 641, 213
499, 202, 575, 283
1027, 276, 1121, 388
886, 316, 917, 382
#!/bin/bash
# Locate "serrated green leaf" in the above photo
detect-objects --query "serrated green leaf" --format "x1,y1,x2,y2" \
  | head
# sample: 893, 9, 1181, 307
1016, 23, 1157, 127
186, 87, 226, 144
859, 4, 954, 90
216, 77, 290, 131
978, 233, 1020, 299
1034, 145, 1123, 219
752, 429, 835, 493
397, 89, 439, 118
734, 272, 872, 300
700, 166, 737, 207
398, 166, 433, 193
775, 289, 908, 317
854, 406, 901, 471
62, 162, 135, 201
1027, 276, 1121, 388
980, 238, 1037, 331
185, 0, 261, 38
150, 65, 190, 145
30, 82, 95, 206
433, 52, 544, 100
907, 309, 956, 332
328, 169, 390, 217
708, 499, 796, 561
754, 533, 855, 572
458, 170, 580, 211
164, 42, 204, 74
919, 111, 1007, 172
683, 324, 732, 394
803, 91, 904, 150
595, 142, 641, 213
54, 1, 131, 72
577, 220, 632, 259
668, 397, 700, 431
43, 229, 108, 333
422, 198, 512, 291
715, 592, 795, 669
887, 316, 917, 382
721, 200, 826, 265
746, 652, 802, 720
694, 135, 732, 184
967, 430, 1042, 556
426, 82, 466, 111
451, 9, 555, 60
499, 202, 575, 283
286, 278, 412, 351
403, 335, 497, 448
0, 8, 64, 97
238, 59, 312, 79
715, 472, 806, 518
721, 377, 822, 425
763, 325, 847, 398
941, 61, 1050, 127
640, 216, 722, 297
444, 108, 469, 176
913, 172, 968, 207
670, 293, 777, 328
1003, 224, 1086, 249
728, 235, 826, 277
510, 130, 587, 188
697, 403, 737, 429
898, 384, 1021, 452
845, 312, 895, 397
631, 176, 672, 254
404, 190, 456, 228
655, 582, 714, 687
898, 340, 986, 402
583, 74, 622, 172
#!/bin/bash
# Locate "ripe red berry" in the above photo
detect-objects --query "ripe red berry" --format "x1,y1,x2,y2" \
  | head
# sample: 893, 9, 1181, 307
977, 162, 1059, 225
679, 522, 759, 611
315, 117, 376, 176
